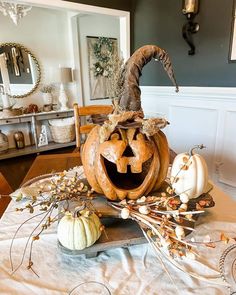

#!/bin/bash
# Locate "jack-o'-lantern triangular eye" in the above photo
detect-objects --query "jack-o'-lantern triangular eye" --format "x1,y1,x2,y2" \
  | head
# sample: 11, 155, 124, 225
122, 145, 135, 157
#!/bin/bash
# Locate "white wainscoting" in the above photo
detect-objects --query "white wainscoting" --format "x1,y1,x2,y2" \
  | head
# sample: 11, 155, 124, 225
141, 86, 236, 199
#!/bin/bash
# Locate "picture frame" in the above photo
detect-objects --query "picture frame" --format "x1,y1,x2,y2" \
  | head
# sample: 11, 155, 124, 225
87, 36, 118, 100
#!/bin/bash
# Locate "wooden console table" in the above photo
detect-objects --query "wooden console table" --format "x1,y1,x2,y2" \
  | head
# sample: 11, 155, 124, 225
0, 110, 75, 160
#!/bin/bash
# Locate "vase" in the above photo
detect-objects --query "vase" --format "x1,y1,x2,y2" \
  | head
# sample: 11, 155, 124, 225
0, 130, 9, 153
43, 93, 53, 105
13, 131, 25, 149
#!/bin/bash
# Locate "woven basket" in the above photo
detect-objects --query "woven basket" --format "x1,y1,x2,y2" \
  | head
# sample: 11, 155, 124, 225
49, 117, 75, 144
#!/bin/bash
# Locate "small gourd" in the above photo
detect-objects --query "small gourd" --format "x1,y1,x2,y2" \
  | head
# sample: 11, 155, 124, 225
57, 206, 102, 251
170, 145, 208, 202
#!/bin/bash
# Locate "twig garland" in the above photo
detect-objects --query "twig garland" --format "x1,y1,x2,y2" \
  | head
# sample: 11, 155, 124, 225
8, 167, 235, 289
109, 186, 233, 286
9, 171, 101, 275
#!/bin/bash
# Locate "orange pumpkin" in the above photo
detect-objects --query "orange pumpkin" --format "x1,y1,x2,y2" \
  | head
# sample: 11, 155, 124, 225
82, 126, 169, 201
82, 45, 178, 201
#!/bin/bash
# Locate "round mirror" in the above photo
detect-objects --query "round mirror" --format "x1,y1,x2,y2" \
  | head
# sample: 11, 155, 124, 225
0, 43, 41, 98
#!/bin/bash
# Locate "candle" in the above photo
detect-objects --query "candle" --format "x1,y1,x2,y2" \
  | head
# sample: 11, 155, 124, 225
184, 0, 196, 13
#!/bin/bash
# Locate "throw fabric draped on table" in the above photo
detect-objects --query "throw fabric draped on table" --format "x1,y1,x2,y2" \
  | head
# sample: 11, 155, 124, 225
0, 174, 236, 295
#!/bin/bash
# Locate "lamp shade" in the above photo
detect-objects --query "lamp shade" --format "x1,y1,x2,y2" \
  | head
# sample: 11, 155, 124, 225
60, 67, 73, 83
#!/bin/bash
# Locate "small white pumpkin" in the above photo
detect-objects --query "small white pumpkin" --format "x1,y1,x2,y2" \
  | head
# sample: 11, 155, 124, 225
170, 145, 208, 201
57, 207, 102, 251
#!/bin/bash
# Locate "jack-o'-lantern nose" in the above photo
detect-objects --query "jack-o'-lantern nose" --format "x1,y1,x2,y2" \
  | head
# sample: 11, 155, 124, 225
122, 145, 135, 157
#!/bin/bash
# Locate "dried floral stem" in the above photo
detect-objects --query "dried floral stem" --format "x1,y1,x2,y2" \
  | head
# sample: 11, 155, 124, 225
10, 210, 50, 271
11, 204, 54, 274
10, 172, 97, 274
142, 228, 181, 295
150, 208, 205, 215
157, 245, 228, 286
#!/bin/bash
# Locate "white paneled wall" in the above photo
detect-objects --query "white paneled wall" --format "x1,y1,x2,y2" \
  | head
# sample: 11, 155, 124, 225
141, 86, 236, 198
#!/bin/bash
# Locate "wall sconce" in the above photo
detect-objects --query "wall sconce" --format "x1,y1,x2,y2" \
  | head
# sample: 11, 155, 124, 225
182, 0, 200, 55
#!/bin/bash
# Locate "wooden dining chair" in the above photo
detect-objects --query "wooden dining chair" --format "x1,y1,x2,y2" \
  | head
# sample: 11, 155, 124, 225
0, 173, 13, 218
73, 103, 113, 151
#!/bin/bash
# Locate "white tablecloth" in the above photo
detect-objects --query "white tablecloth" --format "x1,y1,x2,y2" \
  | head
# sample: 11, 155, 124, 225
0, 183, 236, 295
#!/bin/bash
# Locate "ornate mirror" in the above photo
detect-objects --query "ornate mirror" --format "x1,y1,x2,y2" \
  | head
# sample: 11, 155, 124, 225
0, 42, 41, 98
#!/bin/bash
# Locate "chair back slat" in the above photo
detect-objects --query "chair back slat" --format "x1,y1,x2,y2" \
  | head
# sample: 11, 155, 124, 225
73, 103, 113, 149
78, 105, 113, 116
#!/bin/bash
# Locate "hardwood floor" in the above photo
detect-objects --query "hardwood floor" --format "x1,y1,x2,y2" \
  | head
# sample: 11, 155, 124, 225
0, 173, 12, 218
0, 147, 75, 191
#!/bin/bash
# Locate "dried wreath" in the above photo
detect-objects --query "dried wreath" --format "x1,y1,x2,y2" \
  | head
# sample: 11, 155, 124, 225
93, 37, 113, 64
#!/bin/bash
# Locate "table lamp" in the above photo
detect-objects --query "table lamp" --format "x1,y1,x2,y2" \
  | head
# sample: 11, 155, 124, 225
58, 67, 72, 110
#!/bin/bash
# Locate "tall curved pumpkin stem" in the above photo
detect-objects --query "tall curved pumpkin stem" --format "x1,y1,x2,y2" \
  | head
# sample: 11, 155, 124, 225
119, 45, 179, 114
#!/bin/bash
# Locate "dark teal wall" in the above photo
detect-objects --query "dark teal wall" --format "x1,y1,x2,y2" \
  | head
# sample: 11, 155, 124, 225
133, 0, 236, 87
66, 0, 236, 87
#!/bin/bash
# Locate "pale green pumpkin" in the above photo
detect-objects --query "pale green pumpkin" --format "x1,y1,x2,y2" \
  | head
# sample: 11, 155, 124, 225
57, 210, 101, 250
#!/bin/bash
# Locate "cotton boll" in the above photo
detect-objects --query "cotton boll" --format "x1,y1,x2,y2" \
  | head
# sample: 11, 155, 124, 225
138, 205, 150, 215
175, 225, 185, 240
137, 196, 146, 203
121, 208, 130, 219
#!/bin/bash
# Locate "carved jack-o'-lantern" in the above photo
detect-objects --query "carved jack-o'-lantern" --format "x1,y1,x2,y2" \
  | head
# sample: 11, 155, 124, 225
82, 45, 178, 201
82, 126, 170, 200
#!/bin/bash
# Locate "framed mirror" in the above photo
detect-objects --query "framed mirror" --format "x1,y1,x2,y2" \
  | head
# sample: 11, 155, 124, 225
0, 0, 130, 107
0, 42, 41, 98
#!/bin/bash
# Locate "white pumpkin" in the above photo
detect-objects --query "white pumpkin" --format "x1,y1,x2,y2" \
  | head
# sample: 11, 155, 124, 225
170, 145, 208, 202
57, 209, 101, 250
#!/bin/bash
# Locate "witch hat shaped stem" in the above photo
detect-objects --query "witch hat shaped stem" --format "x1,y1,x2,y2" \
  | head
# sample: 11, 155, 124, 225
119, 45, 179, 114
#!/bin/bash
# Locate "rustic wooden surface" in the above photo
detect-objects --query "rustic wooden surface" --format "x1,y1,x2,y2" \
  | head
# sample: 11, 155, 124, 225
22, 153, 82, 185
73, 103, 113, 148
58, 218, 146, 257
0, 173, 13, 218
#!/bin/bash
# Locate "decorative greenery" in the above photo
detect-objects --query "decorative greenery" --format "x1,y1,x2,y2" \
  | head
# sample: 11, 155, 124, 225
93, 37, 113, 64
91, 37, 115, 78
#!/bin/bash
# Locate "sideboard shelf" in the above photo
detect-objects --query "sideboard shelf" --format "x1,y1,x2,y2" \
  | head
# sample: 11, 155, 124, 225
0, 141, 76, 160
0, 109, 75, 160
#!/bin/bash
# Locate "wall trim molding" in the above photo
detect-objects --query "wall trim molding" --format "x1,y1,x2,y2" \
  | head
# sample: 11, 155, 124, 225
140, 85, 236, 195
140, 86, 236, 102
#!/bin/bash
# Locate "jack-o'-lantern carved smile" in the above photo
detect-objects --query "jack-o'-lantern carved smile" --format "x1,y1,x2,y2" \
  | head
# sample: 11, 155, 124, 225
99, 129, 155, 190
82, 125, 170, 201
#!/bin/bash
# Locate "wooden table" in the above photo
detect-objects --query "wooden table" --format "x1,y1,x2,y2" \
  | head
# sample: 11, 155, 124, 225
22, 152, 146, 257
1, 153, 236, 294
22, 153, 82, 184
